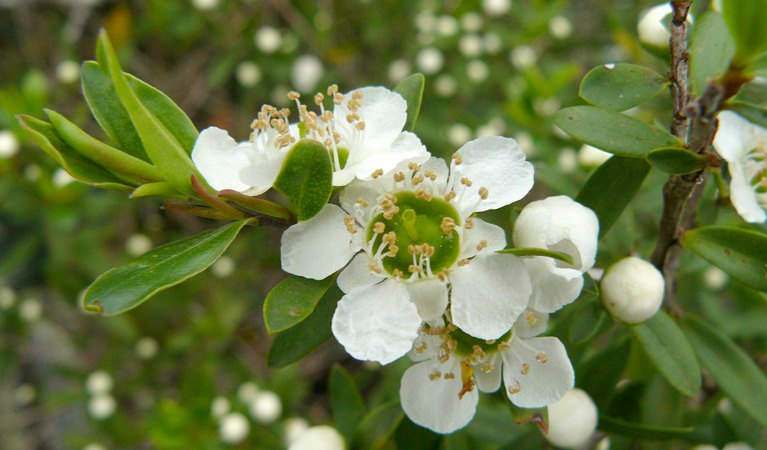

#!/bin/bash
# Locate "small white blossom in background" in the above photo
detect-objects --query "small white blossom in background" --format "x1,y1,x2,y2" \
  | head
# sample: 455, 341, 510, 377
387, 59, 412, 84
549, 15, 573, 39
52, 168, 77, 187
249, 390, 282, 424
460, 12, 483, 32
416, 47, 445, 75
211, 255, 235, 278
513, 132, 535, 157
288, 425, 346, 450
447, 124, 472, 146
534, 97, 561, 117
434, 74, 457, 97
86, 370, 113, 395
255, 26, 282, 54
482, 0, 511, 16
191, 0, 219, 10
0, 286, 16, 309
135, 337, 159, 359
466, 60, 489, 83
82, 443, 107, 450
703, 266, 728, 290
458, 34, 484, 58
637, 4, 693, 48
483, 32, 503, 54
125, 233, 152, 257
19, 297, 43, 322
56, 60, 80, 84
0, 130, 20, 158
14, 383, 36, 406
290, 55, 324, 93
236, 61, 262, 87
270, 85, 291, 107
88, 394, 117, 420
219, 412, 250, 444
601, 256, 664, 324
712, 111, 767, 223
557, 148, 578, 174
283, 417, 310, 445
415, 11, 437, 33
25, 164, 42, 181
437, 15, 459, 37
578, 144, 612, 168
693, 444, 756, 450
210, 396, 231, 418
510, 45, 537, 70
476, 118, 506, 137
237, 382, 259, 404
544, 388, 598, 448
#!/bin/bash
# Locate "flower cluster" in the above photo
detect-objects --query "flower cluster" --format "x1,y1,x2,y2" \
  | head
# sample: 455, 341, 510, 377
192, 84, 599, 434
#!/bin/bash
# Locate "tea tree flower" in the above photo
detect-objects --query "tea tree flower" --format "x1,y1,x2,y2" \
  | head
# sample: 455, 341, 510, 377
544, 388, 598, 448
191, 86, 428, 194
281, 137, 535, 363
712, 111, 767, 223
513, 196, 599, 313
601, 256, 664, 324
400, 312, 574, 434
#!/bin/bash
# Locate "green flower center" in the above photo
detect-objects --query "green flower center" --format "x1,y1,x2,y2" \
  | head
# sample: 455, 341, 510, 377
367, 191, 461, 279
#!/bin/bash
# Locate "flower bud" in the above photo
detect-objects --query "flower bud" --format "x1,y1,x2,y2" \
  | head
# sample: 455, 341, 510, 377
601, 256, 664, 324
249, 390, 282, 424
544, 388, 598, 448
219, 412, 250, 444
288, 425, 346, 450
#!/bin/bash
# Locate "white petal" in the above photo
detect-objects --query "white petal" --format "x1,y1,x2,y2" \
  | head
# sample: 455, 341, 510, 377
408, 319, 445, 362
400, 358, 478, 434
728, 160, 767, 222
332, 280, 421, 364
339, 179, 381, 225
513, 196, 599, 271
191, 127, 252, 192
473, 354, 502, 393
450, 253, 531, 340
348, 131, 430, 183
418, 156, 450, 194
281, 204, 357, 280
713, 111, 761, 162
336, 86, 407, 155
524, 257, 584, 313
238, 151, 285, 195
460, 217, 507, 259
453, 136, 534, 213
501, 336, 574, 408
406, 278, 449, 320
513, 309, 550, 339
337, 253, 385, 293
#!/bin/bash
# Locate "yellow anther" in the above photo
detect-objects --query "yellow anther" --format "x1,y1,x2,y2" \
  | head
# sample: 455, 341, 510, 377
355, 197, 369, 208
407, 244, 417, 255
428, 371, 442, 381
371, 168, 384, 179
482, 363, 496, 373
346, 114, 355, 123
408, 162, 421, 171
314, 93, 325, 105
415, 341, 428, 353
415, 187, 432, 201
437, 268, 451, 282
412, 174, 426, 185
353, 90, 363, 100
479, 187, 489, 200
386, 245, 399, 257
476, 240, 488, 251
356, 121, 366, 131
444, 191, 457, 202
444, 373, 455, 380
440, 217, 456, 235
458, 259, 470, 266
452, 153, 463, 165
497, 341, 511, 350
521, 363, 530, 375
373, 222, 385, 234
327, 84, 339, 95
464, 217, 474, 229
408, 264, 422, 274
393, 172, 405, 182
368, 262, 383, 274
460, 177, 473, 187
391, 268, 404, 279
288, 91, 301, 100
508, 381, 522, 395
536, 352, 548, 363
525, 311, 537, 325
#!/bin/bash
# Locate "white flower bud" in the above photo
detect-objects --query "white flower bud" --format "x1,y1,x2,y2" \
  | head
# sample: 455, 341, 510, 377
290, 55, 324, 93
387, 59, 411, 83
288, 425, 346, 450
219, 412, 250, 444
86, 370, 113, 395
549, 15, 573, 39
236, 61, 262, 87
88, 394, 117, 420
434, 74, 457, 97
416, 47, 444, 75
125, 233, 152, 257
436, 15, 459, 37
467, 60, 489, 83
544, 388, 598, 448
249, 390, 282, 424
458, 34, 483, 58
460, 13, 483, 32
255, 26, 282, 54
237, 382, 259, 403
211, 396, 231, 418
0, 286, 17, 309
192, 0, 219, 10
447, 124, 472, 147
19, 298, 42, 322
482, 0, 511, 16
135, 336, 159, 359
0, 130, 21, 159
52, 168, 76, 187
283, 417, 310, 445
510, 45, 537, 69
601, 256, 664, 324
56, 60, 80, 84
211, 255, 235, 278
557, 148, 577, 174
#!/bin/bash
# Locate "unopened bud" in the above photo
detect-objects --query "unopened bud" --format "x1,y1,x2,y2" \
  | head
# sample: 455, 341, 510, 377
544, 388, 598, 448
601, 256, 664, 324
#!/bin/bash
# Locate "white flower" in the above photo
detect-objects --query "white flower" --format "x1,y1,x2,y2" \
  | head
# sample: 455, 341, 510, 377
283, 417, 310, 445
416, 47, 445, 74
236, 61, 262, 87
513, 196, 599, 313
88, 394, 117, 420
249, 390, 282, 424
219, 412, 250, 444
291, 55, 324, 93
191, 86, 429, 195
255, 26, 282, 53
482, 0, 511, 16
85, 370, 113, 395
135, 336, 159, 359
712, 111, 767, 223
288, 425, 346, 450
400, 312, 574, 434
544, 388, 598, 448
548, 15, 573, 40
281, 137, 534, 364
56, 60, 80, 84
210, 396, 231, 418
125, 233, 152, 257
600, 256, 664, 324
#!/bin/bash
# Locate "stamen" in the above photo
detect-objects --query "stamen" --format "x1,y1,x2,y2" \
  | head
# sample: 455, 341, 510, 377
371, 168, 384, 179
355, 197, 369, 208
444, 191, 457, 202
314, 93, 324, 105
525, 311, 537, 325
476, 240, 488, 251
457, 259, 470, 266
428, 371, 442, 381
444, 373, 455, 380
458, 361, 476, 399
415, 188, 432, 201
368, 262, 383, 274
460, 177, 473, 187
464, 217, 474, 229
452, 153, 463, 165
508, 381, 522, 395
478, 187, 489, 200
521, 363, 530, 375
436, 268, 451, 282
535, 352, 548, 363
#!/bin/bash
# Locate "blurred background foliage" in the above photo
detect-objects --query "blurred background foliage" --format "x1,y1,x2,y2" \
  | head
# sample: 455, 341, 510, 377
1, 0, 765, 449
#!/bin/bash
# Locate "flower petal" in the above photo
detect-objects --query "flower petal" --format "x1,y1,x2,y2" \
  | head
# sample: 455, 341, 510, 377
337, 253, 385, 293
408, 318, 445, 362
332, 280, 421, 364
728, 160, 767, 223
339, 179, 382, 224
473, 354, 502, 393
460, 218, 507, 259
501, 336, 574, 408
713, 111, 763, 162
341, 131, 430, 184
336, 87, 407, 157
281, 204, 357, 280
513, 309, 550, 339
191, 127, 252, 192
450, 253, 531, 340
407, 278, 448, 321
400, 357, 479, 434
453, 136, 534, 213
524, 257, 584, 313
238, 152, 286, 196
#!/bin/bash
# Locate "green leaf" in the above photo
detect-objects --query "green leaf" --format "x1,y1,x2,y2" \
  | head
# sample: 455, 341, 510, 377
44, 109, 164, 184
689, 11, 736, 96
266, 284, 341, 368
746, 51, 767, 77
131, 181, 183, 199
393, 415, 441, 450
497, 247, 573, 265
726, 102, 767, 128
681, 226, 767, 291
553, 106, 681, 157
263, 275, 335, 334
628, 311, 701, 397
98, 31, 201, 197
576, 156, 651, 238
646, 147, 707, 175
576, 337, 631, 408
17, 115, 130, 187
329, 364, 367, 445
82, 219, 251, 315
273, 139, 332, 221
568, 279, 608, 345
506, 400, 548, 433
681, 315, 767, 429
393, 73, 425, 132
721, 0, 767, 64
579, 63, 668, 111
354, 400, 402, 449
598, 415, 699, 441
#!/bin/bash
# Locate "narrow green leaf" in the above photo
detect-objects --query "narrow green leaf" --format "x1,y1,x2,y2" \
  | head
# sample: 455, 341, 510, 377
628, 311, 701, 396
554, 106, 681, 157
354, 401, 403, 449
721, 0, 767, 64
682, 315, 767, 429
266, 284, 341, 368
393, 415, 441, 450
576, 338, 631, 408
131, 181, 183, 199
394, 73, 425, 132
734, 78, 767, 105
18, 115, 130, 187
272, 139, 332, 221
263, 275, 335, 334
726, 102, 767, 128
681, 226, 767, 291
98, 31, 201, 196
689, 11, 736, 96
579, 63, 668, 111
646, 147, 707, 175
45, 109, 164, 184
576, 156, 651, 238
568, 284, 608, 345
329, 364, 367, 444
746, 51, 767, 77
497, 247, 573, 265
82, 219, 251, 315
598, 415, 698, 441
